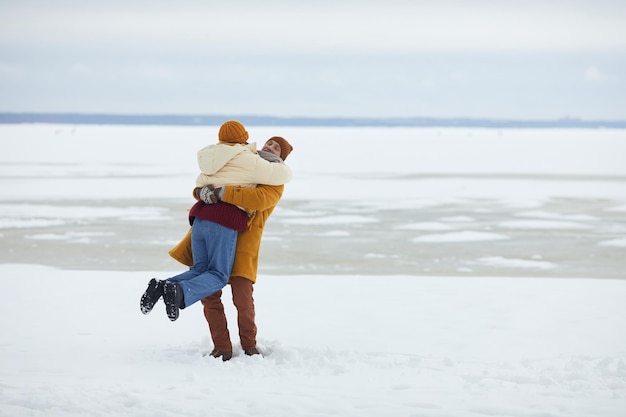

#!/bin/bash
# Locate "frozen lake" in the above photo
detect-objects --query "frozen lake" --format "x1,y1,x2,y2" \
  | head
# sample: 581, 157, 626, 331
1, 124, 625, 278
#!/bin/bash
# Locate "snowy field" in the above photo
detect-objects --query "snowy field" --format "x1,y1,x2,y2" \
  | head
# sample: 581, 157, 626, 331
1, 124, 626, 416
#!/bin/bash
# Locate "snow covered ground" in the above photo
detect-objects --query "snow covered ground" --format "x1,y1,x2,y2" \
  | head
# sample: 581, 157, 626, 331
1, 124, 626, 416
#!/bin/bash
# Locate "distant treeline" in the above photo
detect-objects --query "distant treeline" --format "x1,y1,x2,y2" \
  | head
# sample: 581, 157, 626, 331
1, 112, 625, 128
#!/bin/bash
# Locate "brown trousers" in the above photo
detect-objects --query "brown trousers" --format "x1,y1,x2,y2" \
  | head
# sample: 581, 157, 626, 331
201, 276, 256, 352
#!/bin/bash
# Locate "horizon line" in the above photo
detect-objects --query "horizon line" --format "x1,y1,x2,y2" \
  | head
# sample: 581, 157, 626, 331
1, 112, 625, 128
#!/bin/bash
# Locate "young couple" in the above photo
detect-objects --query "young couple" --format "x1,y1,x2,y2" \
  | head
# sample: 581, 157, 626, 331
140, 120, 293, 360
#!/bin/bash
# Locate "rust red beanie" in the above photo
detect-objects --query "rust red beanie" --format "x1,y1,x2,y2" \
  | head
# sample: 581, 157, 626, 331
268, 136, 293, 160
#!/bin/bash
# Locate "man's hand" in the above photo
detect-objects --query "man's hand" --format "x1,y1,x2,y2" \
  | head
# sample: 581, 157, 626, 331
196, 185, 223, 204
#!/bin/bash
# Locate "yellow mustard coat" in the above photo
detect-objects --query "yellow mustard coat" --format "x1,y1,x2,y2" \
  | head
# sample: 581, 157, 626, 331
169, 184, 284, 283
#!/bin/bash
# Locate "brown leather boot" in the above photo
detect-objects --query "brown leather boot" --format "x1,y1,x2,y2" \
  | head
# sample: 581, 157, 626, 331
209, 349, 233, 362
244, 347, 260, 356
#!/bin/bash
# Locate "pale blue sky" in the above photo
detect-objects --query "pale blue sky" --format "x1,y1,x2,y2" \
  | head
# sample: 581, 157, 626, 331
1, 0, 625, 119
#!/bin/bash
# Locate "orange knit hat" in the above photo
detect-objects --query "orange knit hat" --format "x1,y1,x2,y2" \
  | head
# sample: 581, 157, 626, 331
218, 120, 249, 144
267, 136, 293, 161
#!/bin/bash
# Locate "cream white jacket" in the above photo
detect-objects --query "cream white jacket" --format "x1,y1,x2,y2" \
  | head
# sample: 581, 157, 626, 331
195, 142, 292, 188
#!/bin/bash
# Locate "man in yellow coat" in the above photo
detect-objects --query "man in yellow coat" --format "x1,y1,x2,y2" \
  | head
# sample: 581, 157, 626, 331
170, 136, 293, 361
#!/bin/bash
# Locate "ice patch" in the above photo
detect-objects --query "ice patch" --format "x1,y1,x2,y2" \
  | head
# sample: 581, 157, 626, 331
396, 222, 453, 231
260, 236, 283, 241
515, 210, 598, 221
440, 216, 475, 222
26, 231, 116, 242
605, 204, 626, 212
472, 256, 557, 270
498, 220, 592, 229
281, 215, 379, 225
316, 230, 351, 237
0, 203, 171, 221
364, 253, 387, 259
597, 238, 626, 247
0, 218, 66, 229
412, 231, 510, 243
275, 208, 329, 218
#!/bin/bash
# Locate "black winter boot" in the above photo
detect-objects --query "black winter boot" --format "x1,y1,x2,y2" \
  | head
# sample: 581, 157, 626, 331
140, 278, 165, 314
163, 282, 184, 321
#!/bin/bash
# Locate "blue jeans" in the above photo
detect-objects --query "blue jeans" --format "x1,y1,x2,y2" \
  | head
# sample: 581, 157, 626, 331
167, 218, 237, 308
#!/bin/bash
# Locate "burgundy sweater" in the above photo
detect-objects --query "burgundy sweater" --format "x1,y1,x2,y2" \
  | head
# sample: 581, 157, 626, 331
188, 201, 248, 232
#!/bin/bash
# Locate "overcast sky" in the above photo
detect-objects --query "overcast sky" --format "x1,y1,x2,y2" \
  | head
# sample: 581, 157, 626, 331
1, 0, 625, 119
